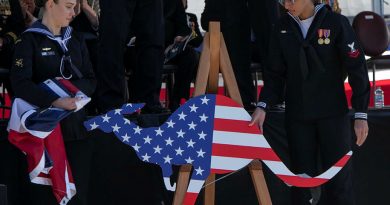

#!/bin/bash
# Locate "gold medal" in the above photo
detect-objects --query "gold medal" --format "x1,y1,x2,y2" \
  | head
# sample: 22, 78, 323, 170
317, 29, 324, 45
324, 38, 330, 44
324, 29, 331, 44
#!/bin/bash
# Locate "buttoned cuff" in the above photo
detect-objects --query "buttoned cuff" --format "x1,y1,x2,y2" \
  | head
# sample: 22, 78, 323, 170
256, 101, 267, 111
354, 112, 368, 120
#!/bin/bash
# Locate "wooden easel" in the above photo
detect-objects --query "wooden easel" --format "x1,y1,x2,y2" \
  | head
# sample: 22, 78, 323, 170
172, 22, 272, 205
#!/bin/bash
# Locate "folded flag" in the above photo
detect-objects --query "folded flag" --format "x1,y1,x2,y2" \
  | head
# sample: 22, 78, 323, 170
7, 78, 90, 205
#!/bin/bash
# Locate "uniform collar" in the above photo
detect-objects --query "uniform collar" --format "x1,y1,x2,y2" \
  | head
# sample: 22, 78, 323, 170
25, 20, 73, 53
24, 21, 80, 80
288, 4, 326, 25
286, 4, 327, 42
27, 20, 73, 41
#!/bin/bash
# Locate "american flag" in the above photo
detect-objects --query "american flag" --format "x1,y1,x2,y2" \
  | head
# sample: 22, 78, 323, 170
8, 79, 90, 205
85, 94, 352, 205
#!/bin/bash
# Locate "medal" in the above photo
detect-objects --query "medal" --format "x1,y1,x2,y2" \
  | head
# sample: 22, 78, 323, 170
324, 29, 331, 44
318, 29, 324, 45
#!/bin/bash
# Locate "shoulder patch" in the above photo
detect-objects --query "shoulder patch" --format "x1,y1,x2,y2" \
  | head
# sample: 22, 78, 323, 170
15, 59, 23, 68
14, 39, 22, 44
347, 42, 360, 58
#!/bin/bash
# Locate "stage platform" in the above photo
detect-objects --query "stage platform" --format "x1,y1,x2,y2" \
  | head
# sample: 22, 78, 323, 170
0, 107, 389, 205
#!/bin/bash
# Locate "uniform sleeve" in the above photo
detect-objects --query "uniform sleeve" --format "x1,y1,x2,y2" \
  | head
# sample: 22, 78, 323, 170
70, 37, 96, 97
337, 16, 370, 120
10, 35, 60, 107
257, 26, 286, 110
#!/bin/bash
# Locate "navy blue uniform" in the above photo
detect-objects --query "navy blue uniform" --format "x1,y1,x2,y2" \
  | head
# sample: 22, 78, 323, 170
258, 5, 370, 205
10, 21, 96, 205
201, 0, 255, 107
11, 24, 96, 138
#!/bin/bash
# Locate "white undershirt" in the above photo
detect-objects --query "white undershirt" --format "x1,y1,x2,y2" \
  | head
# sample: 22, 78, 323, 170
298, 15, 315, 39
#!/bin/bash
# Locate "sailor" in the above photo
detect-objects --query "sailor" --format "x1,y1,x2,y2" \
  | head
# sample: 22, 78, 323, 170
250, 1, 370, 204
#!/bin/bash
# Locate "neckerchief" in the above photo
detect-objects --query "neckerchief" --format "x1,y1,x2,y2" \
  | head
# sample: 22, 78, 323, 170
25, 21, 83, 79
287, 4, 327, 80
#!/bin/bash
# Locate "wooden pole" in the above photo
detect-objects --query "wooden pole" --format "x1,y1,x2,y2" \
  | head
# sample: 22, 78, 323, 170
193, 33, 211, 96
178, 21, 272, 205
207, 22, 221, 94
173, 165, 193, 205
249, 160, 272, 205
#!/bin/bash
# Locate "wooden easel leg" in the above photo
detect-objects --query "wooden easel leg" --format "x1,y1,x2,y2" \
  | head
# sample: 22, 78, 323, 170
203, 174, 216, 205
194, 21, 272, 205
173, 165, 193, 205
249, 160, 272, 205
207, 22, 221, 94
193, 33, 211, 97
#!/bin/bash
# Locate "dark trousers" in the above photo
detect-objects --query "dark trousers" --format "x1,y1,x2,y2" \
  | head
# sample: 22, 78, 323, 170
201, 0, 255, 106
97, 0, 164, 112
168, 48, 199, 111
286, 114, 355, 205
87, 131, 167, 205
0, 138, 29, 205
222, 22, 254, 106
248, 0, 281, 67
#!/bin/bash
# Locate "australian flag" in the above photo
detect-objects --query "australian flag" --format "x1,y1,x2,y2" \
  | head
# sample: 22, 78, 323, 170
8, 78, 90, 205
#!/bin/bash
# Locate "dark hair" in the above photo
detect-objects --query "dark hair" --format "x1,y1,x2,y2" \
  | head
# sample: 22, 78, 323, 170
35, 0, 58, 8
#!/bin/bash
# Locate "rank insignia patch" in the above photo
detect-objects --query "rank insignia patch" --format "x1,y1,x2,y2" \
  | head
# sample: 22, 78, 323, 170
348, 42, 360, 58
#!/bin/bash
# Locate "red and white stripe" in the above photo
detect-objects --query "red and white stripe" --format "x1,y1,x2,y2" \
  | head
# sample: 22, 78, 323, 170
210, 95, 353, 188
174, 95, 353, 205
6, 79, 83, 204
183, 179, 205, 205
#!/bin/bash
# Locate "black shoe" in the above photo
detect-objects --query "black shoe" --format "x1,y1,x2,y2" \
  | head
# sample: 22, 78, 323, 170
142, 104, 170, 114
168, 102, 180, 113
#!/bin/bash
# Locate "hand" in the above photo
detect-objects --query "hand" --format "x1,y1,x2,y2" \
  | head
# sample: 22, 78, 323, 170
174, 36, 185, 43
79, 0, 99, 28
19, 0, 36, 13
249, 107, 266, 132
81, 0, 90, 8
354, 119, 369, 146
25, 10, 37, 26
81, 0, 94, 13
19, 0, 28, 17
74, 1, 81, 16
52, 97, 77, 110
